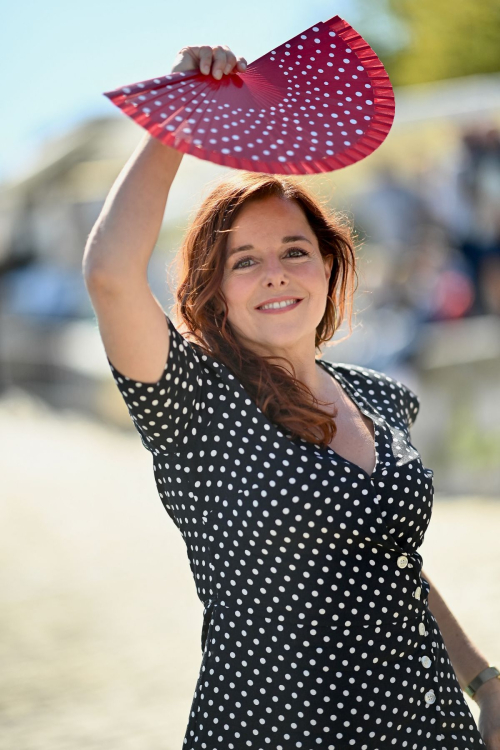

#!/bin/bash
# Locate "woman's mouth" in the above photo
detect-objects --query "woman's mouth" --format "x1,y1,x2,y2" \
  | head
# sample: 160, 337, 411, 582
256, 299, 303, 314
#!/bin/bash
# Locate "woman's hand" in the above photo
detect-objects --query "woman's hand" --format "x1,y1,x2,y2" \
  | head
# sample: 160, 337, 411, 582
170, 45, 247, 79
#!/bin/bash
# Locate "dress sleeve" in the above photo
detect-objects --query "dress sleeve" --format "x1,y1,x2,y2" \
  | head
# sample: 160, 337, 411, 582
106, 313, 209, 455
398, 381, 420, 430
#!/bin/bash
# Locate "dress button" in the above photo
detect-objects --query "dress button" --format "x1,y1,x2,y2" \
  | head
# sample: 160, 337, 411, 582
419, 622, 426, 636
397, 555, 408, 568
421, 655, 432, 668
415, 586, 421, 600
424, 689, 436, 704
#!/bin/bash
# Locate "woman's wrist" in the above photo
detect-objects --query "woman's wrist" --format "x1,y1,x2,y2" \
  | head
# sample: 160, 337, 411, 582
473, 673, 500, 706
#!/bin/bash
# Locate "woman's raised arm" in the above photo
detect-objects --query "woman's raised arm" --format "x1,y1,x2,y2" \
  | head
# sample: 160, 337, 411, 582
82, 45, 247, 383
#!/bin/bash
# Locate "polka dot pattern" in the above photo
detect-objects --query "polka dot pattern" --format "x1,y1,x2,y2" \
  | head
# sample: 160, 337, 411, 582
107, 314, 485, 749
103, 14, 395, 175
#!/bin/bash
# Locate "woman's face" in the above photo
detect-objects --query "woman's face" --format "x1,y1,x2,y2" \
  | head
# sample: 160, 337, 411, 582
220, 195, 334, 356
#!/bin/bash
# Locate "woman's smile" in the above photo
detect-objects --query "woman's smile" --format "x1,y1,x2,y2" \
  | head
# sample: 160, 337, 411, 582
256, 298, 304, 314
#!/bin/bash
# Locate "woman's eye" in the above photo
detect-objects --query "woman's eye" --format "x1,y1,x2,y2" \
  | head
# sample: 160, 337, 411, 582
232, 247, 309, 270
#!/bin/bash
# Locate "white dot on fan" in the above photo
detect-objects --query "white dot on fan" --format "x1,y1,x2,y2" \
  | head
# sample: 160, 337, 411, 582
366, 100, 373, 105
251, 155, 259, 160
221, 148, 231, 154
234, 146, 242, 152
344, 141, 351, 146
356, 129, 363, 134
286, 151, 294, 156
278, 156, 287, 162
123, 87, 131, 93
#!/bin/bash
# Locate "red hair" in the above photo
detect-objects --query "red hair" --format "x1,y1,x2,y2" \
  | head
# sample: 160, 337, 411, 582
169, 171, 360, 448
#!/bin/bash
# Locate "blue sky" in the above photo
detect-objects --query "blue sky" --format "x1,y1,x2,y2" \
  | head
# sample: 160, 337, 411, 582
1, 0, 401, 184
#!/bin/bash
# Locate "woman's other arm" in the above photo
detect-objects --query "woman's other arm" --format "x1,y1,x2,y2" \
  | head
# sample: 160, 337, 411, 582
422, 568, 500, 706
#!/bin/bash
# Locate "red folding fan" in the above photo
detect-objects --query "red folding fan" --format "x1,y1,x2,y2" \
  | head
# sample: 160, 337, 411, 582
103, 15, 395, 175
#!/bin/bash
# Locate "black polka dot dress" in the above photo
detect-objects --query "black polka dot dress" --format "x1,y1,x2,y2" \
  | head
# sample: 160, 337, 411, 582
107, 314, 485, 750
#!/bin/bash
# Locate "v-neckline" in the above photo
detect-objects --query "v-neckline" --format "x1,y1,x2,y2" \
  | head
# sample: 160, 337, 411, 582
316, 359, 383, 481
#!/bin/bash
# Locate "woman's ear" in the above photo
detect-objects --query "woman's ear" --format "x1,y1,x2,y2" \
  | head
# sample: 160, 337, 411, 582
324, 253, 334, 279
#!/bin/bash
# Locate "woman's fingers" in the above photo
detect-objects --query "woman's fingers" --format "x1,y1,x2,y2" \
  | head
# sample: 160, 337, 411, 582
211, 46, 229, 79
172, 45, 247, 77
198, 45, 214, 75
223, 49, 237, 74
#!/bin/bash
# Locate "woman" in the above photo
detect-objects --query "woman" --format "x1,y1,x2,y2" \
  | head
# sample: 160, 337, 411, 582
83, 45, 500, 749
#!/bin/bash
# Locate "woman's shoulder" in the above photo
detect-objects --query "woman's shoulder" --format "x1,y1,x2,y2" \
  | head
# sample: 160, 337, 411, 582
320, 358, 399, 386
319, 358, 420, 428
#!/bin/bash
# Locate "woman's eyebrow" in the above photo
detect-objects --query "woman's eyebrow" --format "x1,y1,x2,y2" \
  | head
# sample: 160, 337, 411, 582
227, 235, 313, 258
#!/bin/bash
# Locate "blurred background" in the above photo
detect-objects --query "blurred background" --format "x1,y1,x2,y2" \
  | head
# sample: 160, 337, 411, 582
1, 0, 499, 747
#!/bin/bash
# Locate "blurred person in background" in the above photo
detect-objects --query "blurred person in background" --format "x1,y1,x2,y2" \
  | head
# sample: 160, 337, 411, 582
457, 125, 500, 315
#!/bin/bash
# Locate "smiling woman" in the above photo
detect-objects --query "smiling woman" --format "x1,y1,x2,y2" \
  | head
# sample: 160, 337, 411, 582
83, 40, 493, 750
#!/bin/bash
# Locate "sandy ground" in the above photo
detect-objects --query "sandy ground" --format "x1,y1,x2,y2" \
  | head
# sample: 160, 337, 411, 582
0, 388, 499, 750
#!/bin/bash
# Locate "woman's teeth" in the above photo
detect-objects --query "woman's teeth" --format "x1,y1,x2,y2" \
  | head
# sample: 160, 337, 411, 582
259, 299, 300, 310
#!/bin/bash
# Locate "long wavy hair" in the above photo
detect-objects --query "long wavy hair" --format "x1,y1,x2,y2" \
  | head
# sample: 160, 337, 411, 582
168, 171, 360, 448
